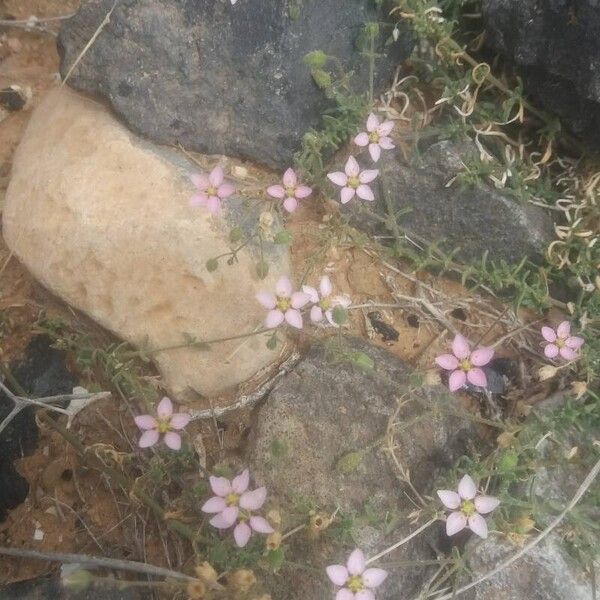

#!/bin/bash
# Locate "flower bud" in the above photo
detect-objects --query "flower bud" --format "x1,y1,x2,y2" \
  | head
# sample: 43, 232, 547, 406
194, 562, 218, 585
307, 512, 332, 538
266, 509, 281, 528
228, 569, 256, 594
61, 569, 92, 591
537, 365, 557, 381
571, 381, 587, 399
266, 531, 282, 551
423, 368, 442, 386
186, 579, 206, 599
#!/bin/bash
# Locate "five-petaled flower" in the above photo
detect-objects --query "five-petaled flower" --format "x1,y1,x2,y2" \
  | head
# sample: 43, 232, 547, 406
256, 275, 310, 329
303, 276, 351, 326
327, 156, 379, 204
435, 334, 494, 392
541, 321, 584, 361
437, 474, 500, 539
326, 549, 388, 600
267, 168, 312, 213
201, 469, 274, 547
190, 166, 235, 214
134, 397, 191, 451
354, 113, 395, 162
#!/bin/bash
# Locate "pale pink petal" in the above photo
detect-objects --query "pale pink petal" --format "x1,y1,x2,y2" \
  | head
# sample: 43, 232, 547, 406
468, 513, 489, 539
164, 431, 181, 450
285, 309, 303, 329
474, 496, 500, 514
470, 347, 494, 367
336, 589, 354, 600
327, 171, 348, 187
282, 168, 297, 188
208, 166, 224, 187
311, 305, 324, 322
345, 156, 360, 177
134, 415, 157, 430
559, 346, 578, 361
206, 196, 221, 214
362, 568, 388, 588
452, 334, 470, 359
256, 292, 277, 309
276, 276, 292, 297
544, 343, 559, 358
239, 487, 267, 510
366, 113, 379, 132
556, 321, 571, 338
209, 476, 232, 497
354, 132, 369, 146
217, 183, 235, 198
379, 136, 395, 149
266, 310, 285, 329
320, 276, 333, 297
169, 413, 191, 430
467, 368, 487, 388
138, 429, 159, 448
335, 295, 352, 308
458, 474, 477, 500
448, 369, 467, 391
325, 310, 337, 327
249, 515, 274, 534
358, 169, 379, 184
327, 565, 349, 586
233, 522, 252, 547
347, 549, 365, 575
267, 184, 285, 198
446, 511, 467, 536
340, 187, 356, 204
377, 120, 394, 136
437, 490, 461, 509
209, 506, 238, 529
231, 469, 250, 494
291, 291, 310, 309
295, 185, 312, 198
355, 590, 375, 600
190, 193, 208, 206
190, 174, 209, 189
368, 143, 381, 162
283, 196, 298, 213
541, 326, 557, 342
302, 285, 320, 303
436, 354, 459, 370
201, 496, 227, 513
565, 336, 584, 349
356, 184, 374, 201
157, 397, 173, 419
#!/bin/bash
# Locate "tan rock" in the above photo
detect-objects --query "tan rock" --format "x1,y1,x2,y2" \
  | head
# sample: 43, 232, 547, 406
3, 87, 288, 402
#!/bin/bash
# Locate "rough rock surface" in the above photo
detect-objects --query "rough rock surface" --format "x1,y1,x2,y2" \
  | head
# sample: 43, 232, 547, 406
2, 87, 288, 402
248, 337, 482, 599
57, 0, 413, 170
344, 140, 554, 264
482, 0, 600, 145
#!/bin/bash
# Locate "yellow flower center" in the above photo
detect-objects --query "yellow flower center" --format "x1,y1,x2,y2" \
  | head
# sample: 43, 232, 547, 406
225, 493, 239, 507
460, 499, 476, 517
319, 297, 331, 310
347, 176, 360, 189
206, 185, 217, 196
156, 420, 171, 434
276, 297, 291, 311
368, 131, 380, 144
347, 575, 364, 593
555, 338, 565, 348
459, 359, 472, 371
285, 186, 296, 197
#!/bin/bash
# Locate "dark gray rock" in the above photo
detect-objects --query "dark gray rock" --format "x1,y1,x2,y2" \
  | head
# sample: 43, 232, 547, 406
344, 140, 554, 264
482, 0, 600, 145
58, 0, 413, 169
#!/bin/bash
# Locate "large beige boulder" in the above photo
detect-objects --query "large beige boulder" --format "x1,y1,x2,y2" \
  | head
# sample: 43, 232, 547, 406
3, 87, 288, 402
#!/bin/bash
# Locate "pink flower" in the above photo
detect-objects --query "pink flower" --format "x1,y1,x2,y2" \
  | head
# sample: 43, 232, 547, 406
190, 166, 235, 214
354, 113, 395, 162
326, 549, 388, 600
134, 397, 191, 451
437, 474, 500, 539
327, 156, 378, 204
435, 334, 494, 392
302, 276, 351, 326
256, 275, 310, 329
267, 168, 312, 213
541, 321, 584, 361
201, 469, 274, 547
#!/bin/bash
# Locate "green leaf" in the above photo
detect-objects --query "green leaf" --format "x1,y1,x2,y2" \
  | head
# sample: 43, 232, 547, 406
332, 305, 348, 325
336, 451, 362, 473
229, 227, 244, 243
206, 258, 219, 272
267, 547, 285, 571
348, 351, 375, 372
256, 261, 269, 279
273, 230, 293, 245
266, 333, 278, 350
303, 50, 327, 68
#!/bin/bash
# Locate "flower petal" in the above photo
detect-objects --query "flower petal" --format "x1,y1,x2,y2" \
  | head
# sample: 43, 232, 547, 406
295, 185, 312, 198
379, 136, 395, 149
467, 368, 487, 388
217, 183, 235, 198
474, 495, 500, 514
556, 321, 571, 338
320, 276, 333, 297
311, 305, 324, 322
276, 276, 292, 298
190, 174, 209, 189
209, 166, 224, 187
240, 487, 267, 510
446, 511, 467, 536
366, 113, 379, 132
470, 347, 494, 367
565, 336, 584, 349
345, 156, 360, 177
233, 522, 252, 547
282, 168, 297, 188
206, 196, 221, 213
452, 334, 470, 359
340, 187, 356, 204
231, 469, 250, 494
448, 369, 466, 392
209, 506, 238, 529
559, 346, 578, 361
134, 415, 157, 430
362, 568, 388, 588
249, 515, 274, 534
458, 474, 477, 500
327, 171, 348, 187
347, 549, 365, 575
201, 496, 227, 513
266, 310, 285, 329
209, 476, 232, 497
468, 513, 489, 539
544, 343, 559, 358
190, 193, 208, 206
267, 184, 285, 198
256, 292, 277, 309
170, 413, 191, 430
377, 120, 394, 136
354, 132, 369, 146
541, 326, 557, 342
336, 589, 354, 600
285, 309, 303, 329
302, 285, 319, 303
368, 143, 381, 162
157, 397, 173, 419
356, 591, 375, 600
283, 196, 298, 213
326, 565, 349, 586
359, 169, 379, 184
291, 292, 310, 309
435, 354, 459, 371
164, 431, 181, 450
437, 490, 461, 509
138, 429, 159, 448
356, 184, 374, 201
